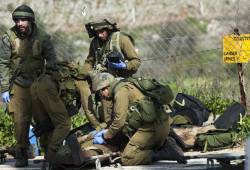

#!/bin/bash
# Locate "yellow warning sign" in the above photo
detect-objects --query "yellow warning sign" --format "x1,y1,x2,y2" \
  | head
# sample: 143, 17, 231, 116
223, 34, 250, 63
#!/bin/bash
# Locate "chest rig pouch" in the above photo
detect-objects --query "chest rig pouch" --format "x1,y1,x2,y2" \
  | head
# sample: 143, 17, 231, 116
122, 97, 157, 136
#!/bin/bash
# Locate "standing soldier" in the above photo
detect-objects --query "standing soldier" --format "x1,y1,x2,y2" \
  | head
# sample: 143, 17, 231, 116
0, 4, 57, 167
79, 19, 141, 129
84, 18, 140, 77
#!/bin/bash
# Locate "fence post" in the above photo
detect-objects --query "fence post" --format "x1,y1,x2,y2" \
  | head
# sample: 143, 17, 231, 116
234, 28, 247, 110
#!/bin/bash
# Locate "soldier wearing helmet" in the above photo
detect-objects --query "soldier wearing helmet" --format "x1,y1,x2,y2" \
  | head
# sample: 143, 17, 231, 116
0, 4, 57, 167
77, 19, 141, 132
84, 19, 140, 77
79, 72, 177, 166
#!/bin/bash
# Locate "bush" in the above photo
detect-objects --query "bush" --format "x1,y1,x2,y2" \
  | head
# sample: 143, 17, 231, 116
0, 108, 15, 147
235, 115, 250, 143
71, 113, 88, 128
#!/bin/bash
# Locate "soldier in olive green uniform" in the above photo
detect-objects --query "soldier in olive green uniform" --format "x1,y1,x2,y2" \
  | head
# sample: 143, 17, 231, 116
88, 72, 170, 165
31, 62, 102, 165
79, 19, 141, 130
31, 71, 71, 162
0, 5, 57, 167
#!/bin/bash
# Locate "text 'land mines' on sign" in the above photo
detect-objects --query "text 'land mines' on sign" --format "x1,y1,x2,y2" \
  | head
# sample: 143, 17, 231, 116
223, 34, 250, 63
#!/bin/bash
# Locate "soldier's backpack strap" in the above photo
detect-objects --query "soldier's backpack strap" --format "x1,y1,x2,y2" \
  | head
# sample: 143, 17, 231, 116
110, 32, 121, 52
110, 32, 125, 60
5, 29, 17, 50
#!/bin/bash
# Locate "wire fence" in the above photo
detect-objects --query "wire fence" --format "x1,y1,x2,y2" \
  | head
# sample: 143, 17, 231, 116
0, 0, 250, 109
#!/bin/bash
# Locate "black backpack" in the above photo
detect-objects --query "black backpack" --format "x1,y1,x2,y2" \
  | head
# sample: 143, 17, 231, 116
214, 102, 246, 129
172, 93, 210, 126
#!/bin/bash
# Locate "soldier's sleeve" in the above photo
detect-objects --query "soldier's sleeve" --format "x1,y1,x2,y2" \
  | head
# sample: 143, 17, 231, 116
0, 34, 11, 93
104, 87, 129, 139
42, 34, 58, 68
84, 110, 102, 129
82, 40, 96, 73
120, 34, 141, 72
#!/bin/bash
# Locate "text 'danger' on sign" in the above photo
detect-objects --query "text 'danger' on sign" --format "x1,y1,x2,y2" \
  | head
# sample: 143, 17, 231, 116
223, 34, 250, 63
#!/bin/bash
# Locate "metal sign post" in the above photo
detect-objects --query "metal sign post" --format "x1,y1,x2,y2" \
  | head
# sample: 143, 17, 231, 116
223, 29, 248, 109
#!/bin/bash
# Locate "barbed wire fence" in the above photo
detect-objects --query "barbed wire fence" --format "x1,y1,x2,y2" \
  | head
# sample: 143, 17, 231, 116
0, 0, 249, 109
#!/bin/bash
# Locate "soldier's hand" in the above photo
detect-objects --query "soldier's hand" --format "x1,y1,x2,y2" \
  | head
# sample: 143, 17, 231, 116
107, 60, 126, 70
93, 135, 106, 144
93, 129, 108, 145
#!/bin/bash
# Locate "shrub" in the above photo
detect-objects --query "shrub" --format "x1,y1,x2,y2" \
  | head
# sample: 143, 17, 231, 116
235, 115, 250, 143
0, 108, 15, 147
71, 113, 88, 128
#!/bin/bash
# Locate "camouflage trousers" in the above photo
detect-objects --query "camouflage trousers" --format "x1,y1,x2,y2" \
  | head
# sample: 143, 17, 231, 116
81, 116, 170, 166
30, 74, 71, 152
8, 83, 32, 149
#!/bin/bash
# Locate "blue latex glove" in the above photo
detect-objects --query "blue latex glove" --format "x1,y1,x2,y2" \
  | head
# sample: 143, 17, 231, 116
93, 135, 106, 144
93, 129, 108, 144
108, 60, 126, 70
1, 91, 10, 104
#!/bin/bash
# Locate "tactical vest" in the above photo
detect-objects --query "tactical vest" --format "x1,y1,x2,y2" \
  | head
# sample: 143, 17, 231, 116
6, 26, 47, 87
93, 31, 124, 67
110, 80, 168, 137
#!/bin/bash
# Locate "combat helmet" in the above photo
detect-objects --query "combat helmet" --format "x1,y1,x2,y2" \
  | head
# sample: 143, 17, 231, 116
92, 72, 115, 92
12, 4, 35, 22
85, 19, 119, 38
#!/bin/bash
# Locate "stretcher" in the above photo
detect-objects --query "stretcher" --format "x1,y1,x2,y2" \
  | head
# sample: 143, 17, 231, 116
185, 152, 244, 169
33, 152, 121, 170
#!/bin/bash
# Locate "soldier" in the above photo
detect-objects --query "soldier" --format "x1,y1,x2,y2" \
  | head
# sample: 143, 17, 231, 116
31, 67, 71, 163
84, 18, 140, 77
87, 72, 186, 165
79, 19, 141, 130
0, 5, 57, 167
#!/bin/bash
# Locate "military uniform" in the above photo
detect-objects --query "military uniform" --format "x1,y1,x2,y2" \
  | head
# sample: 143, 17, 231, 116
83, 31, 141, 77
84, 74, 170, 166
30, 74, 71, 154
0, 5, 56, 167
106, 81, 170, 165
81, 19, 141, 130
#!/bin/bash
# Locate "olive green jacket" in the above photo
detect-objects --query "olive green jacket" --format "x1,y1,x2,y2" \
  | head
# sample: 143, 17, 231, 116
0, 24, 57, 92
104, 80, 144, 139
83, 31, 141, 78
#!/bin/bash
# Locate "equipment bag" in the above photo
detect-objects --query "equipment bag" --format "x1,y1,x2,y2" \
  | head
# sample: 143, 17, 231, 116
194, 129, 236, 152
172, 93, 210, 126
125, 77, 174, 105
214, 102, 246, 130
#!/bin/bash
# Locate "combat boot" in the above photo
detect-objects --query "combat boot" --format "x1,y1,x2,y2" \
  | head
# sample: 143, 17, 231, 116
65, 134, 85, 165
15, 148, 28, 167
152, 136, 187, 164
45, 147, 74, 165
